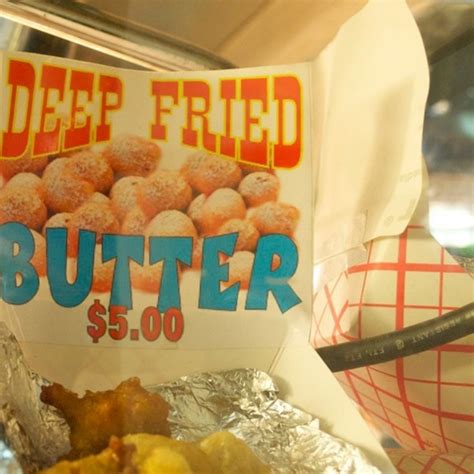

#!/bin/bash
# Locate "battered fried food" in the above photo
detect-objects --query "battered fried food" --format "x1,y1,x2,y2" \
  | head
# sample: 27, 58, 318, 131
40, 377, 170, 460
42, 432, 270, 474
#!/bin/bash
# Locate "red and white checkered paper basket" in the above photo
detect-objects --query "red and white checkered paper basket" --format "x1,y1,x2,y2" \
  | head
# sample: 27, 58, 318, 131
312, 225, 474, 470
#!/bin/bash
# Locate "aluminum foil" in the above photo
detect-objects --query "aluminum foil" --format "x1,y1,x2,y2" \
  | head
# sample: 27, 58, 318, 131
0, 323, 379, 473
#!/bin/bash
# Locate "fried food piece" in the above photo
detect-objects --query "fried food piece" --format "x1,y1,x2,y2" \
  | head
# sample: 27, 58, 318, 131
122, 207, 150, 235
226, 251, 255, 290
137, 170, 192, 218
0, 187, 47, 230
4, 172, 46, 198
103, 134, 161, 177
130, 256, 164, 293
0, 151, 48, 179
181, 152, 242, 195
42, 432, 269, 474
146, 210, 197, 240
250, 201, 299, 237
199, 432, 269, 474
110, 176, 145, 221
87, 192, 112, 207
218, 218, 260, 252
40, 378, 171, 460
66, 150, 114, 193
43, 213, 73, 235
186, 193, 207, 234
238, 172, 279, 207
67, 202, 120, 256
42, 158, 95, 213
200, 188, 246, 235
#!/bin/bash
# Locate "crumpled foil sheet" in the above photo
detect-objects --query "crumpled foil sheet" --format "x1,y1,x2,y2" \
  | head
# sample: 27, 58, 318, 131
0, 323, 379, 473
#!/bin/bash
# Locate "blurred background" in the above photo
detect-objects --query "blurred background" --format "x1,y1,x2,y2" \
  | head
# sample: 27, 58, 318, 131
0, 0, 472, 264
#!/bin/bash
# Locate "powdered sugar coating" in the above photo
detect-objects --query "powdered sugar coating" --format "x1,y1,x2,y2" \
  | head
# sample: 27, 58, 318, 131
201, 188, 246, 234
66, 150, 114, 193
218, 218, 260, 252
67, 202, 120, 256
0, 188, 47, 230
138, 170, 192, 218
87, 192, 111, 207
251, 202, 299, 236
181, 152, 242, 195
0, 151, 48, 179
103, 134, 161, 176
122, 207, 149, 235
187, 193, 207, 234
146, 210, 197, 240
5, 172, 45, 198
238, 172, 279, 207
226, 251, 255, 290
110, 176, 145, 221
42, 158, 95, 213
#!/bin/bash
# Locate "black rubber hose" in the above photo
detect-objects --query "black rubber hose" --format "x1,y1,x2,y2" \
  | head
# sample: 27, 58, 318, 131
316, 302, 474, 372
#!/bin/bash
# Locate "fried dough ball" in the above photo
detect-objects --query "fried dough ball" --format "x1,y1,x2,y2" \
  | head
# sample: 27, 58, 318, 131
66, 150, 114, 193
0, 188, 47, 230
238, 172, 279, 207
110, 176, 145, 221
67, 202, 120, 256
122, 207, 149, 235
200, 188, 246, 234
199, 431, 270, 474
226, 251, 254, 290
186, 193, 206, 234
88, 192, 111, 207
250, 202, 299, 237
146, 210, 197, 240
137, 171, 192, 218
0, 152, 48, 179
43, 158, 95, 213
131, 257, 164, 293
181, 152, 242, 195
217, 218, 260, 252
103, 134, 161, 177
43, 213, 73, 234
4, 172, 45, 198
40, 377, 171, 459
31, 230, 46, 276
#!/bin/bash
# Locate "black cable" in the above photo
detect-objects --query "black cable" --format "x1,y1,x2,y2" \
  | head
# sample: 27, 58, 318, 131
316, 302, 474, 372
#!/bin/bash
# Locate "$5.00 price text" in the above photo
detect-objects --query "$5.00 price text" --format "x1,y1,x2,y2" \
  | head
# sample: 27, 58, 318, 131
87, 300, 184, 344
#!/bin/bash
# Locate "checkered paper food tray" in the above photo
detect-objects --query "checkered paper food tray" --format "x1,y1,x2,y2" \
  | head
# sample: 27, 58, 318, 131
312, 225, 473, 471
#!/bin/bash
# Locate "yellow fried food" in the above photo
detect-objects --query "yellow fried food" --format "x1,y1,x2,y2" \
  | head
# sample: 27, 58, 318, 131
40, 378, 171, 459
42, 432, 269, 474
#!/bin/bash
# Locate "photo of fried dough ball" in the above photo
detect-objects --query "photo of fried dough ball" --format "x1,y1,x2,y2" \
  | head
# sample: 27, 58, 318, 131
42, 158, 95, 213
87, 192, 111, 207
0, 151, 48, 179
226, 251, 254, 290
137, 171, 192, 218
40, 377, 171, 460
0, 188, 47, 230
146, 210, 197, 240
4, 172, 45, 198
110, 176, 145, 221
218, 218, 260, 252
43, 213, 73, 234
130, 257, 164, 293
31, 230, 46, 277
187, 193, 207, 234
67, 202, 120, 256
122, 207, 150, 235
66, 150, 114, 193
238, 172, 279, 207
181, 152, 242, 195
200, 188, 246, 234
42, 431, 269, 474
250, 202, 299, 237
103, 134, 161, 177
